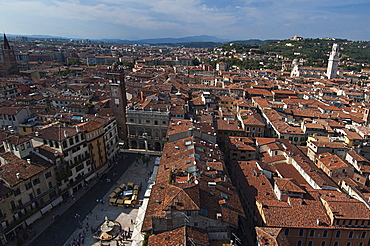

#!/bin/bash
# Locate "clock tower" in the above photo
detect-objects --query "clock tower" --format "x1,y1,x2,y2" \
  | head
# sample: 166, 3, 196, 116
109, 70, 128, 147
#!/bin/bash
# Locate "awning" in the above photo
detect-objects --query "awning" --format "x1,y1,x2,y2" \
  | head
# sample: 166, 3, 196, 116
124, 190, 133, 196
25, 211, 42, 226
85, 173, 97, 182
40, 203, 53, 214
51, 196, 63, 207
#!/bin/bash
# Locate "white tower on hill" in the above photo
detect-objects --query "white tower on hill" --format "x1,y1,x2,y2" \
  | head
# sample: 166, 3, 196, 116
327, 43, 340, 79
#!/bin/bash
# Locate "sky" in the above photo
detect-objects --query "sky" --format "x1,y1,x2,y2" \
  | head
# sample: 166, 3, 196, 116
1, 0, 370, 41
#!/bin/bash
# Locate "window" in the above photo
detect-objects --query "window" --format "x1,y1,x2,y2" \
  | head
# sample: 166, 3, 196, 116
346, 242, 351, 246
36, 188, 41, 195
45, 172, 52, 179
298, 229, 304, 237
335, 231, 341, 238
361, 232, 366, 239
349, 231, 354, 239
284, 228, 290, 236
17, 200, 23, 207
308, 241, 313, 246
320, 242, 326, 246
55, 142, 59, 148
76, 164, 84, 172
359, 243, 364, 246
297, 241, 302, 246
69, 138, 74, 145
14, 188, 21, 196
10, 201, 16, 210
33, 178, 40, 185
48, 181, 53, 189
29, 193, 34, 200
323, 230, 328, 238
333, 242, 339, 246
25, 182, 32, 190
309, 229, 315, 237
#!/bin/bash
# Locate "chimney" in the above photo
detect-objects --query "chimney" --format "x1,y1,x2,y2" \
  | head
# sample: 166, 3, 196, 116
75, 125, 80, 132
35, 131, 39, 136
64, 130, 68, 138
16, 173, 20, 179
27, 159, 31, 164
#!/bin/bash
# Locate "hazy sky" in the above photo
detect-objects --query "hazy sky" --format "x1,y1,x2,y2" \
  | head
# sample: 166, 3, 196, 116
1, 0, 369, 40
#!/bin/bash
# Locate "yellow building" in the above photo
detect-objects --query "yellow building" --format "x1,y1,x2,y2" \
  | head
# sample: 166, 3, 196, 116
78, 121, 107, 172
217, 96, 234, 109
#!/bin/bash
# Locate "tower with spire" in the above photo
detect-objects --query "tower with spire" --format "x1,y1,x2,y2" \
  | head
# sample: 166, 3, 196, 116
0, 33, 19, 77
326, 43, 340, 79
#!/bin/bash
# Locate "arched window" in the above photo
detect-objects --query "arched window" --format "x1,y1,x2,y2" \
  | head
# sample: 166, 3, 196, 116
284, 228, 290, 236
297, 240, 302, 246
320, 241, 326, 246
346, 242, 351, 246
298, 229, 304, 237
308, 241, 313, 246
310, 229, 315, 237
323, 230, 328, 238
349, 231, 354, 239
335, 231, 341, 238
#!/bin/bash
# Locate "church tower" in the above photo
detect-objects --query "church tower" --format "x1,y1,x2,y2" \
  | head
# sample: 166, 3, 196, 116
326, 43, 339, 79
0, 34, 19, 77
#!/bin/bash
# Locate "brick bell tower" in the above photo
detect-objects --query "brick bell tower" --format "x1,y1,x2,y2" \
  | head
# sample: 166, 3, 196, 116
109, 65, 128, 147
0, 33, 19, 77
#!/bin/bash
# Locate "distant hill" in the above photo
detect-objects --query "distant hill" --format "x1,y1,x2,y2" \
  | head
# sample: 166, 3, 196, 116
100, 35, 227, 45
217, 37, 370, 69
228, 39, 278, 45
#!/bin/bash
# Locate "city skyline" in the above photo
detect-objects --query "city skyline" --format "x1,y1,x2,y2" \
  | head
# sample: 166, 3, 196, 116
1, 0, 370, 41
